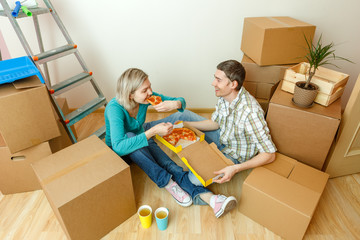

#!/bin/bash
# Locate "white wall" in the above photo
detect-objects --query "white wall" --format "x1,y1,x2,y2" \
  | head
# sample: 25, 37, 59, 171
1, 0, 360, 109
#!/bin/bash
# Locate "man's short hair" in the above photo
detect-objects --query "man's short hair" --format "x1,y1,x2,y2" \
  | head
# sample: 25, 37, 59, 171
217, 60, 246, 91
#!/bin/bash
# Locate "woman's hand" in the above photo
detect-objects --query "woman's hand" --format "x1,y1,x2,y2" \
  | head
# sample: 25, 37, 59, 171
153, 101, 181, 112
145, 122, 173, 139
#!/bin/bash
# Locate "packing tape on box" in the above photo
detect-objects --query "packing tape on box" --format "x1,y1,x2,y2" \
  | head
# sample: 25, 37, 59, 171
42, 147, 109, 185
266, 17, 291, 27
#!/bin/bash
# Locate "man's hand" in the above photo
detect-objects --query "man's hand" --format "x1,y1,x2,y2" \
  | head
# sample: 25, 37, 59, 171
153, 101, 180, 112
213, 165, 237, 184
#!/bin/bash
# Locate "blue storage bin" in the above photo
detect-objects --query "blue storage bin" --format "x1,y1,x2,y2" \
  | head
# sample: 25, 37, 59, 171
0, 56, 45, 84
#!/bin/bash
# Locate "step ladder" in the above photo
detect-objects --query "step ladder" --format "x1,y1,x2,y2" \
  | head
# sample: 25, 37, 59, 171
0, 0, 107, 143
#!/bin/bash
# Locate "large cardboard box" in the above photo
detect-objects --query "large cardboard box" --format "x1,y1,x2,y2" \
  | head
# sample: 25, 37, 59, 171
0, 142, 52, 194
156, 123, 234, 186
0, 75, 60, 153
241, 17, 316, 66
239, 153, 329, 240
32, 135, 136, 240
266, 83, 341, 169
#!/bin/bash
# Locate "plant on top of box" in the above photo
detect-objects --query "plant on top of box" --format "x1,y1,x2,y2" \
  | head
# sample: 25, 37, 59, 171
293, 34, 353, 108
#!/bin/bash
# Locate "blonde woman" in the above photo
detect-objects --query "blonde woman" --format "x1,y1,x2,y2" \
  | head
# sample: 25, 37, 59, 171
105, 68, 237, 217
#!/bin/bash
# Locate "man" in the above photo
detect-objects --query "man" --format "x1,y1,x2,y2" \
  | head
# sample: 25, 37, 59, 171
184, 59, 276, 184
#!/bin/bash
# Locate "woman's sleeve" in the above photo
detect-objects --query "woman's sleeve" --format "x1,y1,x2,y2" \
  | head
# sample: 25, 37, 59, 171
153, 92, 186, 112
107, 106, 148, 156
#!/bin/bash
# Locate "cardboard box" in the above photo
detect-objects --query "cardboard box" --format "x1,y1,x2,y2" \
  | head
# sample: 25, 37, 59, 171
0, 75, 60, 153
281, 62, 349, 106
241, 55, 292, 100
266, 83, 341, 169
0, 142, 52, 194
156, 123, 234, 186
49, 97, 77, 153
241, 17, 316, 66
241, 54, 292, 84
0, 132, 5, 147
32, 135, 136, 240
243, 81, 277, 100
239, 153, 329, 240
255, 98, 270, 113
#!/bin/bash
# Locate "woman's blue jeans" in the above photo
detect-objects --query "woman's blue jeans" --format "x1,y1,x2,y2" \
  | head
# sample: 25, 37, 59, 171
123, 110, 220, 205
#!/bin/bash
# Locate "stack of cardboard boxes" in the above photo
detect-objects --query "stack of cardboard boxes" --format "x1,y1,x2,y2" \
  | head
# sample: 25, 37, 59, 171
239, 17, 333, 240
0, 75, 60, 194
0, 73, 136, 239
240, 16, 316, 112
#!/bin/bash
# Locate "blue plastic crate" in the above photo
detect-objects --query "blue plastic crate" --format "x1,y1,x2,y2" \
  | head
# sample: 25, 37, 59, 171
0, 56, 45, 85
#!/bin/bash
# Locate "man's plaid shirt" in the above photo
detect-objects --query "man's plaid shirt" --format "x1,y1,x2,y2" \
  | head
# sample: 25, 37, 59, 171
211, 87, 277, 163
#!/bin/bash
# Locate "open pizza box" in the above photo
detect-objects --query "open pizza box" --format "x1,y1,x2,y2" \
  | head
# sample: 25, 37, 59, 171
156, 122, 234, 186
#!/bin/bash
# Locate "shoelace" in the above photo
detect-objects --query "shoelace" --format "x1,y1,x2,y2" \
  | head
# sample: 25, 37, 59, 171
216, 195, 226, 203
171, 184, 186, 199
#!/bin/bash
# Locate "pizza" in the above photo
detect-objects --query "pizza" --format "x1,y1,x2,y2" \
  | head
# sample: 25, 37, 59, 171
163, 128, 197, 146
147, 95, 162, 105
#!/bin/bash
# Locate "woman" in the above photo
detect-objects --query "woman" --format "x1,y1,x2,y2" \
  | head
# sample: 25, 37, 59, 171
105, 68, 237, 217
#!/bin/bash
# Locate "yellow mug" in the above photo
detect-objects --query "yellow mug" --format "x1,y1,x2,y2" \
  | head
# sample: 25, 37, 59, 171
138, 205, 152, 228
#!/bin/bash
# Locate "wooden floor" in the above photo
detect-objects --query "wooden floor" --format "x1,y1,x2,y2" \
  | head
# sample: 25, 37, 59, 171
1, 112, 360, 240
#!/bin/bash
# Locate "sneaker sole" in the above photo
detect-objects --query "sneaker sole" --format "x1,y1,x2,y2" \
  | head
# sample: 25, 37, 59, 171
215, 196, 237, 218
173, 197, 193, 207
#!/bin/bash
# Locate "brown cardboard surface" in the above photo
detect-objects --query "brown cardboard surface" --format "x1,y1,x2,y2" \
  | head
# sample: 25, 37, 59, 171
0, 76, 60, 153
32, 135, 136, 240
266, 84, 341, 169
0, 142, 52, 194
289, 162, 329, 193
241, 54, 292, 84
239, 153, 329, 240
49, 97, 76, 153
262, 152, 297, 177
0, 132, 5, 147
255, 98, 269, 113
178, 141, 234, 183
241, 17, 316, 66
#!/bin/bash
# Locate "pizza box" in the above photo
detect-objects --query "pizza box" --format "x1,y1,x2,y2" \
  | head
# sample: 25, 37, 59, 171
156, 123, 234, 186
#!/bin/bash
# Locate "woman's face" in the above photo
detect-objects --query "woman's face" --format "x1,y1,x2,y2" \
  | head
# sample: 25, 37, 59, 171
131, 78, 153, 104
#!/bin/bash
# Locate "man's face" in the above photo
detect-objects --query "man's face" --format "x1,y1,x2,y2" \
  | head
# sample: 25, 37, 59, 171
212, 69, 234, 98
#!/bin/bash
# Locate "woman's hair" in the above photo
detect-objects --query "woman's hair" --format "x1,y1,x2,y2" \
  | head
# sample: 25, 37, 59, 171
116, 68, 148, 110
217, 60, 246, 91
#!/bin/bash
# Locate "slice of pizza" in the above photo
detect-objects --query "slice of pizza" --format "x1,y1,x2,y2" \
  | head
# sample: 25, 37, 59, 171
147, 95, 162, 105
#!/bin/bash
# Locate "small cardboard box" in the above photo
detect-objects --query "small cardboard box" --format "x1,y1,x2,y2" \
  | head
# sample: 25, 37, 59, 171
266, 84, 341, 169
156, 123, 234, 186
0, 142, 52, 194
0, 75, 60, 153
281, 62, 350, 106
32, 135, 136, 240
49, 97, 77, 153
241, 17, 316, 66
239, 153, 329, 240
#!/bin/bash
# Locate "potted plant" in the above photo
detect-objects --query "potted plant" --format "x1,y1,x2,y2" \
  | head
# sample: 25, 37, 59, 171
292, 34, 353, 108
